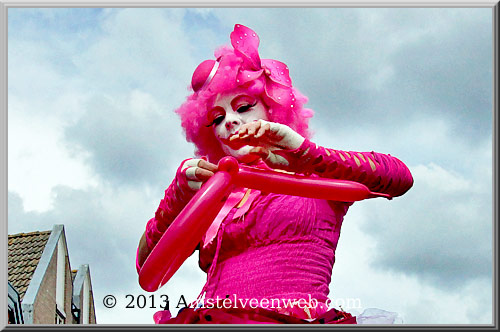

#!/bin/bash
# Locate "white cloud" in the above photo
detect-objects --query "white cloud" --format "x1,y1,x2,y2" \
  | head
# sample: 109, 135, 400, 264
332, 204, 492, 324
8, 101, 97, 212
72, 8, 196, 104
412, 163, 471, 193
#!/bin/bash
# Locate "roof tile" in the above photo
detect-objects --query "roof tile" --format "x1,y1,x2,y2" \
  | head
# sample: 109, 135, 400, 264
7, 230, 52, 301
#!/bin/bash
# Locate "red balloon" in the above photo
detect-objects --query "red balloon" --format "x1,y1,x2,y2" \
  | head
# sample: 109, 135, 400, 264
235, 164, 392, 202
138, 157, 391, 291
138, 170, 233, 292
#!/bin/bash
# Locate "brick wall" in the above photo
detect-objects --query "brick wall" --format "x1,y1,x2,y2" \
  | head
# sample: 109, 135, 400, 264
74, 275, 97, 324
32, 242, 75, 324
32, 245, 56, 324
89, 290, 96, 324
63, 250, 73, 323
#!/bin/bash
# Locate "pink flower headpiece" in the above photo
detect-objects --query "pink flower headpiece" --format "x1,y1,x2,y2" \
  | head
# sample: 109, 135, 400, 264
191, 24, 297, 110
178, 24, 313, 163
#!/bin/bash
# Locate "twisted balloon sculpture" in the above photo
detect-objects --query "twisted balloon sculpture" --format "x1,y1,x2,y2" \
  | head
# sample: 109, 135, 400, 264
138, 156, 392, 292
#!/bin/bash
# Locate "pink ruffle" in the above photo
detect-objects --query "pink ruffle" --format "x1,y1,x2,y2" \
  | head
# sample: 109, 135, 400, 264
153, 305, 356, 324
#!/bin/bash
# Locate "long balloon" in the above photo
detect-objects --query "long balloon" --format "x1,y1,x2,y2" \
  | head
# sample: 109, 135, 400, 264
139, 156, 391, 291
138, 170, 234, 292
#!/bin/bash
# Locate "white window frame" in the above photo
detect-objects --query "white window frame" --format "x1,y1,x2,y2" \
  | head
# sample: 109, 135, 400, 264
55, 306, 66, 324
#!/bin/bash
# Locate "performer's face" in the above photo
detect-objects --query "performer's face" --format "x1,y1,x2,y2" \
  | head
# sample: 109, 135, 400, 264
208, 90, 268, 163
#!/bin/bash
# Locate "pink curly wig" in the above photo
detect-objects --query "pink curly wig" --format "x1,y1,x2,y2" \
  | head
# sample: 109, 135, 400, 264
175, 24, 314, 163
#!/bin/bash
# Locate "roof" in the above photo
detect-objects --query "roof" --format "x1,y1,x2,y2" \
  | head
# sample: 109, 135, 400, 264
71, 269, 78, 282
8, 230, 52, 301
73, 265, 90, 309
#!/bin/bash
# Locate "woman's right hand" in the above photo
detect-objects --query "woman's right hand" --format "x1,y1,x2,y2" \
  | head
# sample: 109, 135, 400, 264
177, 158, 218, 192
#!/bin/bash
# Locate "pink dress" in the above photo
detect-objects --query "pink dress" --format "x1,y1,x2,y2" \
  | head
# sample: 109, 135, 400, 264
141, 139, 414, 324
200, 191, 349, 308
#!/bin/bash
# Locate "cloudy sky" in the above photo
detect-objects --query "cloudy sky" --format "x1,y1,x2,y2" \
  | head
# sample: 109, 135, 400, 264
7, 7, 494, 325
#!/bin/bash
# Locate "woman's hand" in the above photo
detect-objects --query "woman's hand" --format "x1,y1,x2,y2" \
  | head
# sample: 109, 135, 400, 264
228, 120, 305, 169
177, 158, 218, 192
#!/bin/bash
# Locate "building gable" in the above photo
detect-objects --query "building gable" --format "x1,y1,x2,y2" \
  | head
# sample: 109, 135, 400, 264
8, 224, 96, 324
72, 265, 97, 324
8, 230, 52, 302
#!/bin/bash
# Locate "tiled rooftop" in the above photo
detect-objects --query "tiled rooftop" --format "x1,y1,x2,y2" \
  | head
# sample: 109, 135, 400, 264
8, 230, 52, 301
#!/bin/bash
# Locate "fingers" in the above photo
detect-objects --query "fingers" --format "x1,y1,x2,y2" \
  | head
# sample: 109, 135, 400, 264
229, 120, 272, 147
186, 166, 215, 181
179, 158, 218, 191
248, 146, 291, 170
238, 121, 266, 138
249, 146, 270, 159
182, 159, 217, 174
244, 120, 262, 137
181, 158, 201, 172
238, 120, 305, 150
255, 121, 271, 138
198, 159, 218, 173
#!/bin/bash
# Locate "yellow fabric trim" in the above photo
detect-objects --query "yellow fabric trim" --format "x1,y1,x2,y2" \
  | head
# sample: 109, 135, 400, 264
236, 189, 252, 208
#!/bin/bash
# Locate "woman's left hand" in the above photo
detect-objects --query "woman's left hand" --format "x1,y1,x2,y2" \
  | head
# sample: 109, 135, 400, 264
228, 120, 305, 169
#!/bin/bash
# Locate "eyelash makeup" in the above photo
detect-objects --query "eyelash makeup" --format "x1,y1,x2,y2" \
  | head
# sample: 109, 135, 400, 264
236, 101, 257, 113
206, 101, 258, 127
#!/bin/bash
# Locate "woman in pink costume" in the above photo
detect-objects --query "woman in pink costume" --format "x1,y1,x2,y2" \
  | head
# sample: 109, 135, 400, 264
136, 24, 413, 324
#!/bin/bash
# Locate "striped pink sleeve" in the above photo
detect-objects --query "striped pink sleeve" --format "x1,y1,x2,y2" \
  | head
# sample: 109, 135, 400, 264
275, 139, 414, 198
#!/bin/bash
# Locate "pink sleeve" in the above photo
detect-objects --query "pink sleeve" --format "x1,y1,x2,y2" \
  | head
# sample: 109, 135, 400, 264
275, 139, 414, 198
137, 159, 198, 272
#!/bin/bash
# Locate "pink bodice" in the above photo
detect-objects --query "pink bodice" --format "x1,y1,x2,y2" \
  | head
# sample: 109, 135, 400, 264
199, 191, 351, 304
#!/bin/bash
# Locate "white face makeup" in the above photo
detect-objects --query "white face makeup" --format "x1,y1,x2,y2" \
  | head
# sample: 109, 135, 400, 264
208, 91, 269, 161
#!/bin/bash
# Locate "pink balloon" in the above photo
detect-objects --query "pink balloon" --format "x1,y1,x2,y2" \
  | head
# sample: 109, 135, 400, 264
138, 170, 233, 292
235, 164, 392, 201
138, 156, 391, 291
